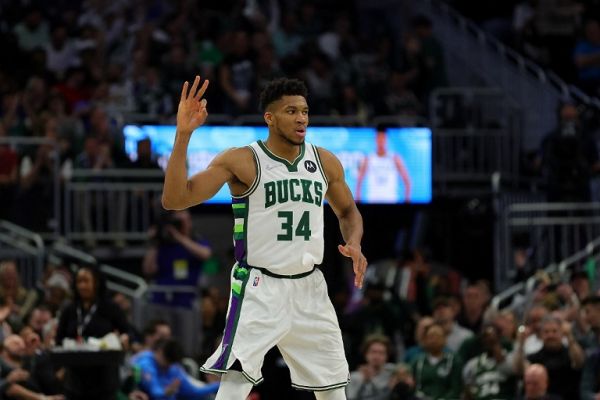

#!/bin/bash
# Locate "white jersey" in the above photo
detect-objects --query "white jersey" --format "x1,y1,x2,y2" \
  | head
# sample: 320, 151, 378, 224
231, 140, 328, 275
365, 153, 398, 203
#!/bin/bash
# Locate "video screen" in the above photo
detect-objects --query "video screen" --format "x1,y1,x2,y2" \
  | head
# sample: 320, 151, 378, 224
123, 125, 432, 204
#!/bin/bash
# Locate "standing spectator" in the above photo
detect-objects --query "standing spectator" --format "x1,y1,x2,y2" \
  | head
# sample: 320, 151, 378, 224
218, 31, 255, 114
142, 210, 212, 308
540, 102, 600, 202
411, 323, 462, 400
44, 24, 79, 79
574, 19, 600, 96
411, 15, 448, 100
0, 123, 18, 220
346, 334, 396, 400
12, 8, 50, 52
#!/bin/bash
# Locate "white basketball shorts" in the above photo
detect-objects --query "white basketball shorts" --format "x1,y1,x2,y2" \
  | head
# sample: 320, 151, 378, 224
201, 263, 349, 391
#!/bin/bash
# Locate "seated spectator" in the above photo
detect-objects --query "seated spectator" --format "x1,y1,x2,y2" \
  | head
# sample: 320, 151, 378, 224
519, 363, 561, 400
457, 282, 490, 333
388, 363, 417, 400
581, 345, 600, 400
0, 260, 38, 333
346, 334, 397, 400
41, 269, 72, 316
132, 338, 219, 400
525, 316, 584, 400
580, 295, 600, 349
411, 323, 462, 400
463, 324, 519, 400
0, 334, 64, 400
523, 305, 550, 355
432, 297, 473, 352
404, 316, 435, 363
130, 319, 171, 361
24, 306, 52, 338
19, 325, 64, 396
56, 265, 130, 400
143, 210, 212, 308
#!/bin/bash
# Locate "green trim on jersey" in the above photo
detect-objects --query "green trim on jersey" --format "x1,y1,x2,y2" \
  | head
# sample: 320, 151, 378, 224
311, 144, 328, 185
257, 140, 305, 172
232, 146, 261, 199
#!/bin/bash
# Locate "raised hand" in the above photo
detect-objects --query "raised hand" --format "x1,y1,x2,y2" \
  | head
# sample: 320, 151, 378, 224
338, 243, 368, 288
177, 75, 209, 135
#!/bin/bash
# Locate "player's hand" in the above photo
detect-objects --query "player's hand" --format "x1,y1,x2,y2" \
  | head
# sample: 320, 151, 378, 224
177, 75, 209, 135
338, 243, 367, 288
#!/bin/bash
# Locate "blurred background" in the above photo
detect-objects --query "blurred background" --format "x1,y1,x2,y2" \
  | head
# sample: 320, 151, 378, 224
3, 0, 600, 399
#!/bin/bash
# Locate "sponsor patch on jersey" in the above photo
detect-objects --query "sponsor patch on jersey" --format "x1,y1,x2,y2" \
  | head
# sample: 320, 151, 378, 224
304, 160, 317, 173
252, 276, 260, 287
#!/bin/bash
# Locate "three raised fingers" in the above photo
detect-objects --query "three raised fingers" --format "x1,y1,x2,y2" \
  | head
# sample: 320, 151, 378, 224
180, 76, 210, 102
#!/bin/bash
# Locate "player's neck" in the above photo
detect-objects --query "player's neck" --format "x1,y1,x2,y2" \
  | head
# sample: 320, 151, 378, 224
263, 136, 301, 163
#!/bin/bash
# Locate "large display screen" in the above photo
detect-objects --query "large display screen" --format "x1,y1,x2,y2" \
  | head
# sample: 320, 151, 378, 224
123, 125, 432, 204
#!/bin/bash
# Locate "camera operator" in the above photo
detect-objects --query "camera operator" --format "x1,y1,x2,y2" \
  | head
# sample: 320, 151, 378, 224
142, 210, 212, 308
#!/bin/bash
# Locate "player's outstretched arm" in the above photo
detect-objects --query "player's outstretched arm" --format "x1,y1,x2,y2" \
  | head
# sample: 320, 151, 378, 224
318, 147, 368, 288
162, 76, 232, 210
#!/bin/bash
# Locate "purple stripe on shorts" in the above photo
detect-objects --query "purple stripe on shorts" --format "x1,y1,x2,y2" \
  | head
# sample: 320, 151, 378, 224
211, 294, 240, 369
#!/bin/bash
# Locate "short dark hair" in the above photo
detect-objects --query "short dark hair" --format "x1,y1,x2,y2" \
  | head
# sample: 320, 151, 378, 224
143, 319, 169, 338
259, 78, 308, 111
154, 338, 183, 364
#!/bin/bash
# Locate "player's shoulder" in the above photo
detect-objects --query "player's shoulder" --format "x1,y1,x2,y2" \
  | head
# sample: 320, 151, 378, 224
312, 146, 338, 165
313, 146, 343, 178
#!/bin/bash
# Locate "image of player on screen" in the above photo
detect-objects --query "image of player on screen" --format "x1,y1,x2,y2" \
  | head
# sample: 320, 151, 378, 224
355, 126, 412, 203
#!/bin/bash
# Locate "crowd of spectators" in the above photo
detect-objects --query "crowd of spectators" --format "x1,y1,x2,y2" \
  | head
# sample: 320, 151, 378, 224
0, 0, 447, 233
447, 0, 600, 97
8, 240, 600, 399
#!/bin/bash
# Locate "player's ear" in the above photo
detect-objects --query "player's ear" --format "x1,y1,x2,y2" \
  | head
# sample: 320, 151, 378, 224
264, 112, 273, 126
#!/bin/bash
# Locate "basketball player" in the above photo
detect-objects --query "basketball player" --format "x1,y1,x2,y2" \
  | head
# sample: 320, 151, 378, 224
355, 127, 411, 203
162, 76, 368, 400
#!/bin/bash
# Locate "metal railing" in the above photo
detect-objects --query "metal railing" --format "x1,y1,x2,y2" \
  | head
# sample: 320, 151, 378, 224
49, 241, 148, 299
430, 87, 522, 192
0, 220, 45, 289
495, 201, 600, 290
491, 235, 600, 313
413, 0, 600, 151
63, 169, 164, 242
0, 137, 61, 238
